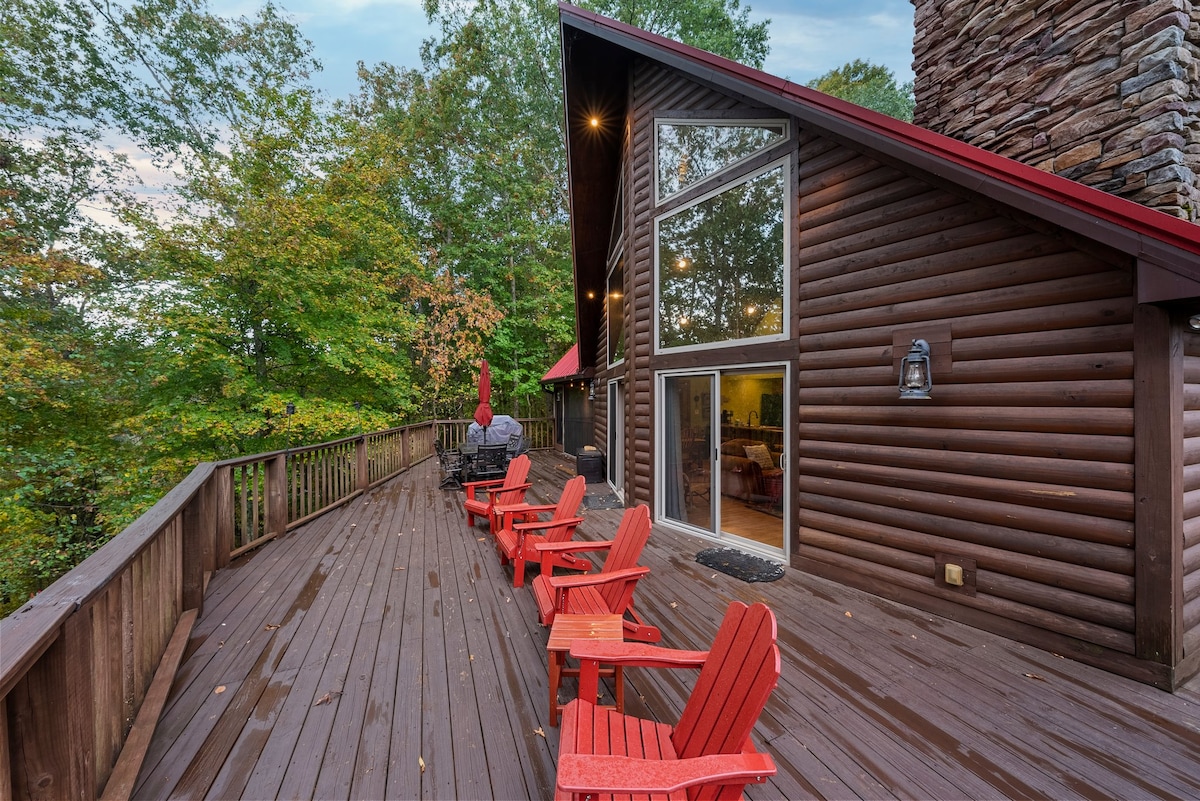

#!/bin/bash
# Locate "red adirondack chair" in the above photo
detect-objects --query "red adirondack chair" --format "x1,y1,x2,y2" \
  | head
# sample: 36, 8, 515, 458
494, 475, 588, 588
555, 601, 780, 801
462, 453, 531, 536
531, 504, 660, 642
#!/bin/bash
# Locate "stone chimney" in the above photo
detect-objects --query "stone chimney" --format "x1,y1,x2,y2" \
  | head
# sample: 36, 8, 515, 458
912, 0, 1200, 222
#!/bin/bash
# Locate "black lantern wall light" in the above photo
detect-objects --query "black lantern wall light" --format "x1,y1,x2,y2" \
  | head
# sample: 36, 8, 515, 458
898, 338, 932, 400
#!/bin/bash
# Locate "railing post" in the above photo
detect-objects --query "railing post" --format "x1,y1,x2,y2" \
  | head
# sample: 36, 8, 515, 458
7, 614, 94, 800
213, 465, 233, 570
182, 484, 207, 614
356, 436, 370, 491
0, 696, 10, 800
265, 454, 288, 538
401, 429, 412, 470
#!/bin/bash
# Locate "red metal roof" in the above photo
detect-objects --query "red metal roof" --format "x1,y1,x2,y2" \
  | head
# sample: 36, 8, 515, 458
559, 3, 1200, 281
542, 343, 583, 382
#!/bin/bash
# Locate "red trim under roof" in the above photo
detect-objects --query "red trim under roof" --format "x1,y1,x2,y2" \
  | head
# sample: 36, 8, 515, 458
559, 3, 1200, 272
542, 344, 583, 382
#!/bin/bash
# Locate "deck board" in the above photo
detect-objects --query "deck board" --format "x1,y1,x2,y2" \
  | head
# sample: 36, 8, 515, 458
133, 452, 1200, 800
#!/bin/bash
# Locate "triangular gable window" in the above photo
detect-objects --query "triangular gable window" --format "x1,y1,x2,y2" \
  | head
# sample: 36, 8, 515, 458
655, 119, 787, 203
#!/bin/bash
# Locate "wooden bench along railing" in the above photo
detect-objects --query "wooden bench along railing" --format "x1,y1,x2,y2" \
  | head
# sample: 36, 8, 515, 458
0, 417, 525, 801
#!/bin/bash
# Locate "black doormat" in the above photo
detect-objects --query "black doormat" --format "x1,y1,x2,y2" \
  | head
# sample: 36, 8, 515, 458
696, 548, 785, 583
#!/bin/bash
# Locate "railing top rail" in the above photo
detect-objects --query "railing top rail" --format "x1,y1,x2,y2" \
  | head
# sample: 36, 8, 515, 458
0, 461, 215, 697
215, 423, 431, 469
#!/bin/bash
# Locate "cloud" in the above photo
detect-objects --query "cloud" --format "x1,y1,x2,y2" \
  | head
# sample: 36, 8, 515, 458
753, 5, 915, 86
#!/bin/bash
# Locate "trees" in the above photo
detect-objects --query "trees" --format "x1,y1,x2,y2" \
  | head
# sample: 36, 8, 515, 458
0, 0, 774, 612
370, 0, 772, 417
2, 0, 342, 612
807, 59, 914, 122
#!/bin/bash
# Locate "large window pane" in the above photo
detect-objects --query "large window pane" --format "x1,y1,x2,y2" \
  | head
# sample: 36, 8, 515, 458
657, 121, 786, 202
607, 257, 625, 365
657, 164, 786, 350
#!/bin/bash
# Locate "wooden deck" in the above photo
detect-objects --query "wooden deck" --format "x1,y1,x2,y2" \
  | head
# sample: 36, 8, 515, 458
134, 452, 1200, 800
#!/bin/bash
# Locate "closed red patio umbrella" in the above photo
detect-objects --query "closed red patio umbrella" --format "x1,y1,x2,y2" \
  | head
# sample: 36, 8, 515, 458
474, 360, 494, 441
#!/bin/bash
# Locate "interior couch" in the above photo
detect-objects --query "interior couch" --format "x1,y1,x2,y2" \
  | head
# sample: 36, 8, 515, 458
719, 438, 782, 501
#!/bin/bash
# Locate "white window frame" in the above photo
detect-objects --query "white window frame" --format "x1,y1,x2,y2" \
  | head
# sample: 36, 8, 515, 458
653, 117, 790, 205
653, 156, 791, 355
654, 362, 790, 560
606, 249, 625, 369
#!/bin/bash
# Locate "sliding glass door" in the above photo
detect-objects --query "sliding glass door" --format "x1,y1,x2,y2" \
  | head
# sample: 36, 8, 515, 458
607, 378, 625, 498
659, 366, 787, 556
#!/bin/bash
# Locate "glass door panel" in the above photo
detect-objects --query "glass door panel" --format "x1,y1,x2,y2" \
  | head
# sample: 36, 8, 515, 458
718, 369, 785, 552
661, 374, 715, 533
607, 379, 625, 498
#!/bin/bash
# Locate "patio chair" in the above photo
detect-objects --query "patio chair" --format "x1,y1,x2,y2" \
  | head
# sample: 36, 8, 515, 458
495, 475, 588, 588
532, 504, 660, 642
469, 442, 510, 483
555, 601, 779, 801
463, 453, 531, 536
434, 441, 464, 489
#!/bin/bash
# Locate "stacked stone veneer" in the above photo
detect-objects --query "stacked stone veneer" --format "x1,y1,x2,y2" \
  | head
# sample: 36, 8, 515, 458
912, 0, 1200, 222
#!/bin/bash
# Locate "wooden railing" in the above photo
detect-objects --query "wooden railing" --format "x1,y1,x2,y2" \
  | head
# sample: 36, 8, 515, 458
435, 417, 555, 450
222, 423, 435, 556
0, 418, 548, 800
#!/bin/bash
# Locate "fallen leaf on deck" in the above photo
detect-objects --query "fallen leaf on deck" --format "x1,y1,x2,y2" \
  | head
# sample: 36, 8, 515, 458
533, 727, 546, 738
314, 690, 342, 706
419, 756, 426, 773
478, 537, 486, 541
845, 611, 853, 618
394, 567, 406, 571
214, 685, 226, 694
669, 601, 678, 609
350, 523, 356, 528
264, 623, 280, 631
1024, 673, 1047, 682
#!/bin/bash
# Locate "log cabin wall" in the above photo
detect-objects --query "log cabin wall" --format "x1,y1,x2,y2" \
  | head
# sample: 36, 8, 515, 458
793, 130, 1143, 673
1185, 329, 1200, 655
608, 57, 1171, 680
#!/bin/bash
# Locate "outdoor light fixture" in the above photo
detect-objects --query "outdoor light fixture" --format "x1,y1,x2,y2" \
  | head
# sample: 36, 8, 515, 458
1189, 314, 1200, 331
590, 117, 600, 128
588, 380, 595, 400
898, 338, 932, 400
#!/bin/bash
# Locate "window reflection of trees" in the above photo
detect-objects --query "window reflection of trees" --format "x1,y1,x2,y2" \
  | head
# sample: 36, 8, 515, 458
658, 165, 785, 349
657, 123, 785, 201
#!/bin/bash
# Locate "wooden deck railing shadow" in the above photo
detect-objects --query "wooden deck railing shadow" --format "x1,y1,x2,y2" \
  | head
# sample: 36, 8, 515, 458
0, 418, 552, 801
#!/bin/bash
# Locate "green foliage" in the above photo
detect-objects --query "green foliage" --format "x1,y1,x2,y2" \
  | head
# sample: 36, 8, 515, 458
375, 0, 770, 416
807, 59, 914, 122
0, 0, 775, 611
0, 447, 112, 615
586, 0, 769, 68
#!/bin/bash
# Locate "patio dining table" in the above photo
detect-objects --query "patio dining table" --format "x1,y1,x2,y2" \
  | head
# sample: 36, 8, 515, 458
456, 441, 512, 483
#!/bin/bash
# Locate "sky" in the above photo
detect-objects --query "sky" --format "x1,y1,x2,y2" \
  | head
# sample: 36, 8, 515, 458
211, 0, 917, 101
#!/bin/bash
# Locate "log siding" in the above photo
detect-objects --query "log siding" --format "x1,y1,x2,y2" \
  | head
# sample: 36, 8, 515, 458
599, 59, 1179, 679
566, 21, 1200, 685
1183, 329, 1200, 656
796, 136, 1140, 658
